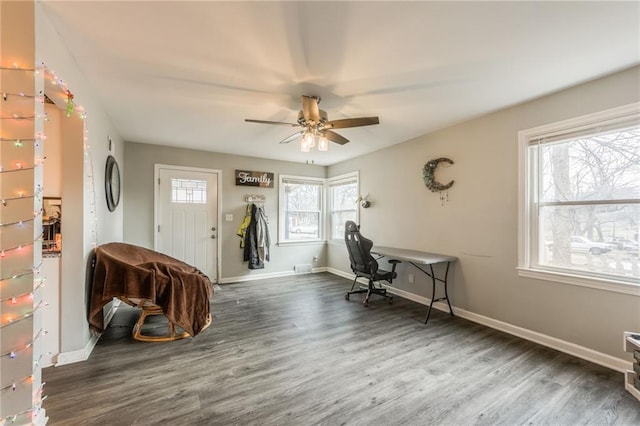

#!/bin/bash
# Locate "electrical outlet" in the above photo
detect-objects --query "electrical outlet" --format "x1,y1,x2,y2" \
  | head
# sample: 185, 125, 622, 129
313, 256, 318, 262
408, 273, 414, 284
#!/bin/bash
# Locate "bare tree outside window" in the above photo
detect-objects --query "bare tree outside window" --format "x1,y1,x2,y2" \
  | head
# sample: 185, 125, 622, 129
283, 180, 322, 240
536, 125, 639, 280
329, 179, 358, 239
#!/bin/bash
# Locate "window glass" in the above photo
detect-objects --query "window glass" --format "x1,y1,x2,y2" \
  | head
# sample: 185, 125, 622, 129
329, 174, 359, 240
280, 177, 323, 242
520, 106, 640, 287
171, 178, 207, 204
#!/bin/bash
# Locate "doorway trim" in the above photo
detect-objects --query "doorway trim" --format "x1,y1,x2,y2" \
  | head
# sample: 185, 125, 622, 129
153, 164, 222, 283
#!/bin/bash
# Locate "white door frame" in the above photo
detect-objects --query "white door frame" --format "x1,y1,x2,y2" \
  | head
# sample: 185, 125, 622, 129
153, 164, 222, 283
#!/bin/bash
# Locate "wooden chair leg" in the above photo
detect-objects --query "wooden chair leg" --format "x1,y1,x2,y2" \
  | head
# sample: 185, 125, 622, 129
131, 304, 190, 343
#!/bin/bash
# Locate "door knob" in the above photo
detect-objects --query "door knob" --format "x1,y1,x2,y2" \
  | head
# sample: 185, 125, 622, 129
211, 226, 216, 231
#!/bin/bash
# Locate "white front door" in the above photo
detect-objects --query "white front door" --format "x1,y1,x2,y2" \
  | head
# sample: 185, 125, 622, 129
155, 165, 219, 282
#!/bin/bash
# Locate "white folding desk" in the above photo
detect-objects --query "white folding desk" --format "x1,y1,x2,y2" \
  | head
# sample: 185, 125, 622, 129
371, 246, 457, 324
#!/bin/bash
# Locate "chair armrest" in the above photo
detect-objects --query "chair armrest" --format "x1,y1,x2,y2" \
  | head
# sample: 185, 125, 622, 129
388, 259, 401, 282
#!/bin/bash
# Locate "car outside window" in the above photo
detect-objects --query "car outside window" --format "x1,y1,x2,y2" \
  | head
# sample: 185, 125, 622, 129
518, 103, 640, 292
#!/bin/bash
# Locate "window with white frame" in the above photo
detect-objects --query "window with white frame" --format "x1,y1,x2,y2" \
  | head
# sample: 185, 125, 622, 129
279, 175, 324, 243
518, 103, 640, 290
328, 172, 359, 240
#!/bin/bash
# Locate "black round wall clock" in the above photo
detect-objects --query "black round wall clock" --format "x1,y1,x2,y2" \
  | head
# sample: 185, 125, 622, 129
105, 155, 121, 212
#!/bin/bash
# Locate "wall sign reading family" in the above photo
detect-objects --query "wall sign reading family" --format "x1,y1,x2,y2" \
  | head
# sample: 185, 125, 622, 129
235, 170, 274, 188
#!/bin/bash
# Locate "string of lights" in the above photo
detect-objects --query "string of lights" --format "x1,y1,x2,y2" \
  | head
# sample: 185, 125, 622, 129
0, 218, 33, 228
1, 92, 40, 100
0, 300, 46, 328
0, 115, 44, 120
1, 192, 42, 206
1, 59, 90, 425
0, 65, 36, 72
0, 279, 44, 303
0, 165, 36, 174
0, 392, 46, 425
0, 137, 39, 143
0, 266, 39, 283
1, 54, 46, 425
0, 329, 47, 359
0, 374, 33, 392
0, 237, 43, 256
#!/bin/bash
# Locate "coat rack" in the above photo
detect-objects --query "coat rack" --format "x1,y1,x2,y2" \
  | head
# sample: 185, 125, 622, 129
245, 194, 266, 207
245, 194, 266, 203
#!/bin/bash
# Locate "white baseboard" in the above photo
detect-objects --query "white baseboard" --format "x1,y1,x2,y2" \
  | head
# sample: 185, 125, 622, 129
55, 299, 121, 366
55, 332, 100, 366
220, 267, 328, 284
328, 269, 631, 373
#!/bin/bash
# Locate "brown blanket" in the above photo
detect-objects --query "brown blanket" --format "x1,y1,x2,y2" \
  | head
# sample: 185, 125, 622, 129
88, 242, 213, 337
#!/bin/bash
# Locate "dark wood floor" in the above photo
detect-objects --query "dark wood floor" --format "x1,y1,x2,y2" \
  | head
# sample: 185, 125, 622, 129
44, 273, 639, 425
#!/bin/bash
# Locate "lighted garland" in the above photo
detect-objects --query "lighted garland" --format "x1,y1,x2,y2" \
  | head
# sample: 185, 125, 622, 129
0, 63, 46, 425
0, 329, 47, 360
0, 60, 96, 425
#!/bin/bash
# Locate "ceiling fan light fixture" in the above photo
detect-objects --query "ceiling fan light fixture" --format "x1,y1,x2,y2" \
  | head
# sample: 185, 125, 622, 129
246, 95, 379, 152
301, 132, 312, 152
317, 135, 329, 152
301, 131, 315, 152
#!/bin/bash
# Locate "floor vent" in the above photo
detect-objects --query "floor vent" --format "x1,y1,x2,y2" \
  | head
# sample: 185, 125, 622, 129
294, 264, 312, 274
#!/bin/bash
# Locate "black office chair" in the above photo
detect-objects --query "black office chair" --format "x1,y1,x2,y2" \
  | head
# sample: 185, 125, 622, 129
344, 220, 401, 307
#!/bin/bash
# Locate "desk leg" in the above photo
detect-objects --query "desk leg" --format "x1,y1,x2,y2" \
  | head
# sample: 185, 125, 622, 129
443, 261, 454, 317
422, 262, 454, 325
424, 264, 437, 324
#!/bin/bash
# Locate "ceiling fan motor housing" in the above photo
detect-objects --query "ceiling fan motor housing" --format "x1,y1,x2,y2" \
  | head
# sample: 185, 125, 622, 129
298, 109, 328, 126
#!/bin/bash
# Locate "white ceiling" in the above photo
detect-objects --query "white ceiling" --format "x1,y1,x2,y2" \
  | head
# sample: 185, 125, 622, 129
40, 1, 639, 166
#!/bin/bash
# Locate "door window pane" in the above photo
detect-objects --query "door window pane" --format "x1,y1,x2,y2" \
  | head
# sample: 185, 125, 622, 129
171, 179, 207, 204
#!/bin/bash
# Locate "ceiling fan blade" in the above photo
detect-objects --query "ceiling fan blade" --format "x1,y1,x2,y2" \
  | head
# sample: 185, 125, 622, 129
245, 119, 299, 127
301, 95, 320, 122
325, 117, 380, 129
323, 130, 349, 145
279, 130, 304, 144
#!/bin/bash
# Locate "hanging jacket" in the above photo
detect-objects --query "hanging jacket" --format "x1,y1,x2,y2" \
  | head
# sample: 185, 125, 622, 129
242, 204, 263, 269
236, 204, 252, 248
255, 205, 270, 263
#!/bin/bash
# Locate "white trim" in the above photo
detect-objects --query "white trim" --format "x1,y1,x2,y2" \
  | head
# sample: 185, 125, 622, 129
153, 164, 223, 283
276, 240, 326, 247
220, 268, 329, 284
517, 267, 640, 296
328, 269, 632, 373
278, 174, 325, 244
54, 299, 120, 366
33, 409, 47, 426
518, 102, 640, 143
625, 371, 640, 401
451, 302, 631, 373
327, 170, 360, 241
517, 102, 640, 293
55, 333, 100, 366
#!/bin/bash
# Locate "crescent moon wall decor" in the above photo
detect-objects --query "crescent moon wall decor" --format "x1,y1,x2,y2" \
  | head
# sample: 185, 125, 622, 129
423, 157, 454, 192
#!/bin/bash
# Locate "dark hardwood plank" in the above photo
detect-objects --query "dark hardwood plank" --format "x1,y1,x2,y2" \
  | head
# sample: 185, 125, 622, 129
43, 273, 640, 425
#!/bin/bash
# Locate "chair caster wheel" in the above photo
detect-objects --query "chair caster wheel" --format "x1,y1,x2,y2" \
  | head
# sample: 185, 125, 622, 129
345, 294, 350, 301
363, 300, 369, 307
388, 297, 394, 304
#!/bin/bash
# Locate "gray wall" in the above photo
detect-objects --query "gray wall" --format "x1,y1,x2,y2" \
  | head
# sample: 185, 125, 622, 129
123, 143, 327, 280
328, 66, 640, 360
36, 4, 125, 354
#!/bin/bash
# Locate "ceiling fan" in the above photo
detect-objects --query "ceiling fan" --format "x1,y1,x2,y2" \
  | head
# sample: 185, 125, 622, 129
245, 95, 379, 152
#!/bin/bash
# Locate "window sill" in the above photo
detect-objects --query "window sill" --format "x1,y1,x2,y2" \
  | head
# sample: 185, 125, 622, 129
517, 267, 640, 296
277, 240, 326, 247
